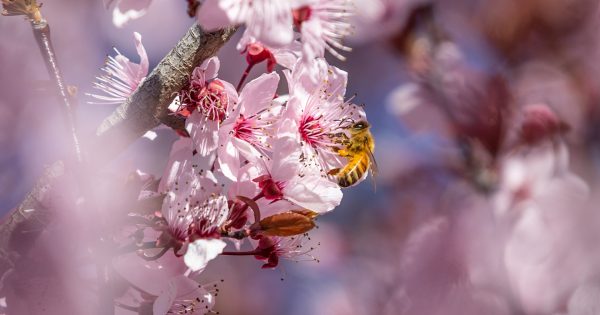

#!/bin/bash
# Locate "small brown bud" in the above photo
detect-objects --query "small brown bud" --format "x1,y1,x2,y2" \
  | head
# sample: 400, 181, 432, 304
257, 210, 317, 237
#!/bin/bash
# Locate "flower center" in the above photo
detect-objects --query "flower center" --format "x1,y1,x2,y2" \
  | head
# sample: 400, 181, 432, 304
233, 115, 254, 142
299, 115, 325, 147
254, 175, 284, 201
180, 79, 229, 121
197, 80, 229, 121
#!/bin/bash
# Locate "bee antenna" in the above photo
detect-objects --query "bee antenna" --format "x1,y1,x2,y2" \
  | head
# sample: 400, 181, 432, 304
336, 117, 355, 128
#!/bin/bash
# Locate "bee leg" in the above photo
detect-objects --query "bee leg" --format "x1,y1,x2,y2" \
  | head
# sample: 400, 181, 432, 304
334, 148, 351, 157
328, 168, 341, 176
331, 133, 350, 145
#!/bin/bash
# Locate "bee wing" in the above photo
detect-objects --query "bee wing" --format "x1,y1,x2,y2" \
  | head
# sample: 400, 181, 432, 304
367, 145, 378, 191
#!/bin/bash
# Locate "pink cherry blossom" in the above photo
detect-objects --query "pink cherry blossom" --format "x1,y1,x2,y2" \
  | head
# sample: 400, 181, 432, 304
292, 0, 353, 62
217, 72, 283, 180
252, 117, 343, 213
228, 163, 295, 219
158, 138, 229, 271
284, 58, 367, 179
493, 143, 587, 217
196, 0, 294, 48
492, 144, 592, 314
174, 57, 238, 156
161, 190, 229, 271
87, 32, 148, 104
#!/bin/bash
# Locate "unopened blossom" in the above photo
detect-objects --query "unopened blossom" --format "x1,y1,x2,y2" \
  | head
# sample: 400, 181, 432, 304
174, 57, 238, 156
252, 118, 343, 213
237, 30, 303, 71
107, 0, 152, 28
87, 32, 148, 104
284, 58, 367, 178
217, 72, 283, 180
196, 0, 294, 47
293, 0, 353, 62
253, 234, 317, 268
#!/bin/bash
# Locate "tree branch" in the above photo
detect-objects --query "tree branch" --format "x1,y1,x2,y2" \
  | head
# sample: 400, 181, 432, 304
0, 24, 238, 280
0, 161, 64, 283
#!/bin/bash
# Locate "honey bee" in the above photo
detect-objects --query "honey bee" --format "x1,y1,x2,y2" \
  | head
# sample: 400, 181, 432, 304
328, 120, 377, 188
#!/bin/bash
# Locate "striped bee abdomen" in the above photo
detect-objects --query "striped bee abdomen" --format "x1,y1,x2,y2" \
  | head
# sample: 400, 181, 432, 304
337, 153, 370, 187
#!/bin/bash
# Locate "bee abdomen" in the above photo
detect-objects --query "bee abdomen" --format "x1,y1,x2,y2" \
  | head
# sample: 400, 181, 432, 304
337, 155, 369, 188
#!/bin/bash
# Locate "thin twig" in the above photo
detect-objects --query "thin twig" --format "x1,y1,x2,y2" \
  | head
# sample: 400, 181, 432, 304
31, 20, 84, 163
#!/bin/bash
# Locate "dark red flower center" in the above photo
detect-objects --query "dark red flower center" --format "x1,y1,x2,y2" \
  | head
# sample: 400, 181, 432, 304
299, 115, 324, 147
253, 175, 284, 201
179, 79, 229, 122
233, 115, 254, 141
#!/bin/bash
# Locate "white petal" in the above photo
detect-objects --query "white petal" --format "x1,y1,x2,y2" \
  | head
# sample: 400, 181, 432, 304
184, 239, 227, 271
285, 175, 343, 213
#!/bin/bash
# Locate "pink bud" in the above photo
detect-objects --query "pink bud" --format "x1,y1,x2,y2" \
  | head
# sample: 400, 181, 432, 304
245, 43, 277, 72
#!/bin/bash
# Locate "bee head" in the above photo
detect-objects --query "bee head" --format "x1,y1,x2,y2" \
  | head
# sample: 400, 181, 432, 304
352, 121, 370, 131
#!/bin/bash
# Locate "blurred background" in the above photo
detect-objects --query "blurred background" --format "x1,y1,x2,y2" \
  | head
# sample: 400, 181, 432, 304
3, 0, 600, 314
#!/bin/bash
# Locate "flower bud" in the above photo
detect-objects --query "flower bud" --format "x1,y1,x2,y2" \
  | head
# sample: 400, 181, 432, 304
245, 43, 276, 72
257, 210, 317, 236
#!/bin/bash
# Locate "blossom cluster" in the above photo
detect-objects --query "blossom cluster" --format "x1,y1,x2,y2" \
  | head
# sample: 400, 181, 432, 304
108, 0, 352, 75
87, 1, 371, 313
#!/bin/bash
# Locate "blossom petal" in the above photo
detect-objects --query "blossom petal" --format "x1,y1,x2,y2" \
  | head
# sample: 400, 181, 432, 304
196, 0, 248, 30
158, 138, 194, 193
217, 129, 240, 181
200, 56, 221, 81
186, 111, 220, 156
184, 239, 227, 271
284, 175, 343, 213
239, 72, 280, 117
245, 0, 294, 47
133, 32, 149, 82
